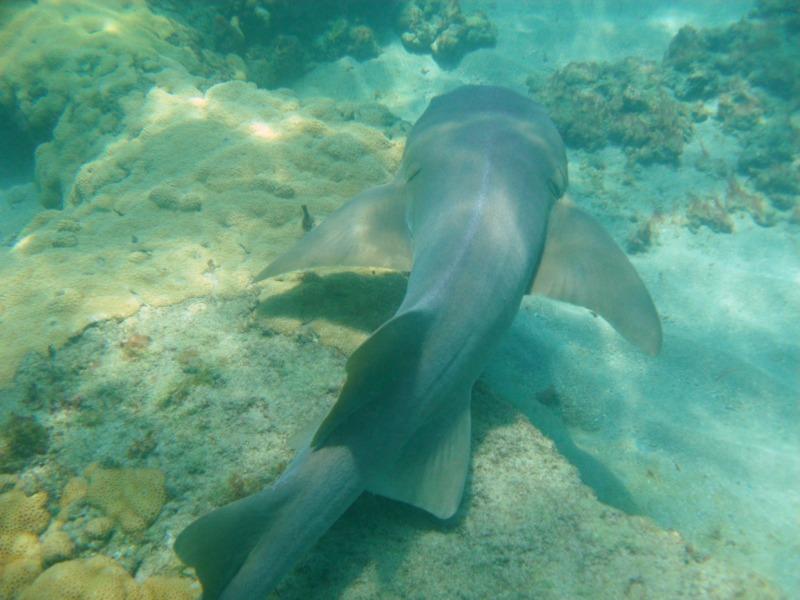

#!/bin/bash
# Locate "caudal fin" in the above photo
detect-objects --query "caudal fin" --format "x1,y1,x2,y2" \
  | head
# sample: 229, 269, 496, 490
175, 446, 364, 600
174, 487, 288, 600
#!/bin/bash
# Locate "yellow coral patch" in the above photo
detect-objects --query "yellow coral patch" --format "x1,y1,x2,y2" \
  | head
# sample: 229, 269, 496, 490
19, 555, 199, 600
0, 490, 51, 596
41, 527, 75, 565
0, 532, 44, 599
59, 476, 88, 519
20, 555, 144, 600
0, 0, 401, 387
85, 465, 166, 532
0, 490, 50, 536
141, 575, 199, 600
83, 516, 114, 542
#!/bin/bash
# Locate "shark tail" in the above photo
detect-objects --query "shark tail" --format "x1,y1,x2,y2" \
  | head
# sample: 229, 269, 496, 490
174, 485, 288, 600
313, 309, 473, 520
174, 447, 363, 600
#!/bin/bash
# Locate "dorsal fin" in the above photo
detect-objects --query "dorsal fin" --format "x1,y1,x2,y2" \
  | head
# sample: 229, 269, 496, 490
312, 309, 431, 447
255, 182, 411, 281
531, 197, 662, 355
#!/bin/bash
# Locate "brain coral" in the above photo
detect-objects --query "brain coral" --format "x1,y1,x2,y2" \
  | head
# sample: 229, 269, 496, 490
85, 465, 167, 533
0, 490, 51, 597
18, 555, 197, 600
0, 489, 50, 536
0, 80, 401, 388
0, 532, 43, 599
0, 0, 229, 209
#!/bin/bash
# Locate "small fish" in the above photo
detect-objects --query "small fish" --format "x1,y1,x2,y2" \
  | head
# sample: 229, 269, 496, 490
301, 204, 315, 232
175, 85, 661, 599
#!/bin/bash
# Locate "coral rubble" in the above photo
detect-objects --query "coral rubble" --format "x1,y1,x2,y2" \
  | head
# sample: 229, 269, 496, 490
397, 0, 496, 67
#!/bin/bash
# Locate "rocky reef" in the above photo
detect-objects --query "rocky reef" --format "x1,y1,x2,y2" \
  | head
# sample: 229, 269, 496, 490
528, 58, 693, 166
664, 0, 799, 211
0, 75, 404, 387
0, 0, 489, 214
396, 0, 496, 67
0, 0, 408, 386
0, 288, 781, 599
0, 0, 236, 210
0, 0, 795, 597
531, 0, 799, 230
148, 0, 496, 89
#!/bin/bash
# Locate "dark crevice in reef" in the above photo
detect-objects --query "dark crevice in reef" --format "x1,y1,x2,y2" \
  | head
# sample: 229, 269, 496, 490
0, 107, 37, 184
146, 0, 496, 88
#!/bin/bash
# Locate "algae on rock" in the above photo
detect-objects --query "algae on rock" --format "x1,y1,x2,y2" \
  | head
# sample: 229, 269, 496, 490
0, 80, 402, 387
663, 0, 800, 212
529, 58, 692, 166
0, 0, 233, 209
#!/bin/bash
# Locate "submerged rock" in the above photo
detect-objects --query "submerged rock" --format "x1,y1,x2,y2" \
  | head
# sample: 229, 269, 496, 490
663, 0, 800, 212
397, 0, 496, 67
530, 58, 692, 166
0, 0, 233, 209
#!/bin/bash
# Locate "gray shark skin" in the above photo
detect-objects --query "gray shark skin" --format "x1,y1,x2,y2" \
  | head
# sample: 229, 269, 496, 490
174, 85, 662, 600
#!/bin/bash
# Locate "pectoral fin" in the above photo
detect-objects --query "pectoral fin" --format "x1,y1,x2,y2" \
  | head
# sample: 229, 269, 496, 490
255, 182, 412, 281
531, 197, 662, 355
367, 392, 471, 519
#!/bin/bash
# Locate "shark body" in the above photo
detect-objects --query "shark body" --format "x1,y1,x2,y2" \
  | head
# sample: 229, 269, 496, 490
175, 85, 662, 599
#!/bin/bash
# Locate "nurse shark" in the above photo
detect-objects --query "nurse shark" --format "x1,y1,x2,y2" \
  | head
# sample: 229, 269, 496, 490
175, 85, 662, 599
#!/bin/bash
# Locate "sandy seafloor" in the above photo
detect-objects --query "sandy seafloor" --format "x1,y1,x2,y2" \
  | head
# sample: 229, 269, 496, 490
0, 0, 798, 598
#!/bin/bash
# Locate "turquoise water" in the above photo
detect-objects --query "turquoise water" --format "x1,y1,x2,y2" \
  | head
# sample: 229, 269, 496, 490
0, 1, 797, 598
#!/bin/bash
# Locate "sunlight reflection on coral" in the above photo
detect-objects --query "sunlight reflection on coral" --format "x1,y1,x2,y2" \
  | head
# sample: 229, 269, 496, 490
12, 235, 34, 252
649, 12, 693, 36
143, 87, 209, 127
103, 19, 120, 34
188, 96, 208, 109
247, 120, 281, 141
